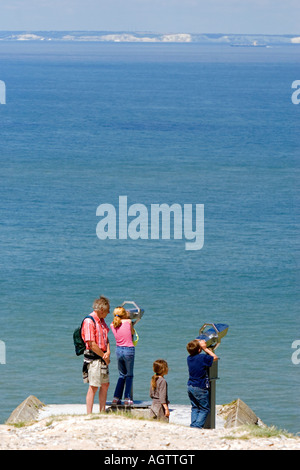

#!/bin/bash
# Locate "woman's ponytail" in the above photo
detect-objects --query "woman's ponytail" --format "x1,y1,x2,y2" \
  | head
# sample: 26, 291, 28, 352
112, 307, 128, 329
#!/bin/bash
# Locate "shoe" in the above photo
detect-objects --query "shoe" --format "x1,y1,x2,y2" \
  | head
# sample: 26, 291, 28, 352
124, 398, 134, 407
112, 397, 121, 405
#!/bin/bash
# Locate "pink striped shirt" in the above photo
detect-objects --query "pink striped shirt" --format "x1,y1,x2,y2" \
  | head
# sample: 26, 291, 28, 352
110, 320, 134, 347
81, 311, 109, 352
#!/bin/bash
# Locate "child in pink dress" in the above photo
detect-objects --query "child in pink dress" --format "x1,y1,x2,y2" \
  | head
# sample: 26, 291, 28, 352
110, 307, 135, 406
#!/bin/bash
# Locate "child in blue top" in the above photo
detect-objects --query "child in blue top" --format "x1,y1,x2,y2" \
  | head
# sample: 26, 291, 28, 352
186, 339, 218, 428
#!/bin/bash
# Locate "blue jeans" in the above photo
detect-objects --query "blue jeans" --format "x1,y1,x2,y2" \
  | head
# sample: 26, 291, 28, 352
187, 385, 210, 429
114, 347, 135, 400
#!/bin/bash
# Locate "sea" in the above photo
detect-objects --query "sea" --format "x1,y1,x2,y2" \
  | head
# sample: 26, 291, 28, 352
0, 41, 299, 434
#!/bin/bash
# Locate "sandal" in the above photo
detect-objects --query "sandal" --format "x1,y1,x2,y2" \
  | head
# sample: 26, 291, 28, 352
112, 397, 121, 405
124, 398, 134, 407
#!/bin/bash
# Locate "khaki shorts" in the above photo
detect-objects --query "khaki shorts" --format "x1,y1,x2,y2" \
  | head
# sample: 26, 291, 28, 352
85, 359, 109, 387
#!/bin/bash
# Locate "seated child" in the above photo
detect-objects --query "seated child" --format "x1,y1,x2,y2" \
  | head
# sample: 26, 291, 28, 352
149, 359, 170, 422
186, 339, 218, 428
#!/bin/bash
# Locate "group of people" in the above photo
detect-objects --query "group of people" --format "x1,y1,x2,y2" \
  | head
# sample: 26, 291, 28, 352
80, 295, 218, 429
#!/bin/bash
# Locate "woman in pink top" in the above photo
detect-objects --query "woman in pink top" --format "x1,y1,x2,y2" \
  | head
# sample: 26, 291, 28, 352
110, 307, 135, 406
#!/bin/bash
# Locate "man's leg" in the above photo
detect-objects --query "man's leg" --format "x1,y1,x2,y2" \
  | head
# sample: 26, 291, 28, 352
86, 385, 98, 414
99, 382, 109, 412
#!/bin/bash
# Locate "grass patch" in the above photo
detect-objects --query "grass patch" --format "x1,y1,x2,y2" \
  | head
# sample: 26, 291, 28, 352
223, 424, 294, 440
10, 421, 27, 428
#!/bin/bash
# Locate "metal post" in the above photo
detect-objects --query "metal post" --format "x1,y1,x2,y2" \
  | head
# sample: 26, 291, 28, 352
204, 360, 219, 429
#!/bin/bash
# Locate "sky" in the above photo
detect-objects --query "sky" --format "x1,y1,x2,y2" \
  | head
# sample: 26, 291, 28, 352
0, 0, 299, 34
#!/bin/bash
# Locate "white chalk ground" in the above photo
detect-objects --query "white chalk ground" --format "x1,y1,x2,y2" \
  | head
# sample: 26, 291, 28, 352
4, 400, 300, 450
37, 402, 226, 428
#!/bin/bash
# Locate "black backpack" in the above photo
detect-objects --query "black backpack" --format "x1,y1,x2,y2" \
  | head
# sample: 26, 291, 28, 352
73, 315, 96, 356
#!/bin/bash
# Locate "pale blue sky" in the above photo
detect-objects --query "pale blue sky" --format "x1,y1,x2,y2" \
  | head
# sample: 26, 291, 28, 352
0, 0, 299, 34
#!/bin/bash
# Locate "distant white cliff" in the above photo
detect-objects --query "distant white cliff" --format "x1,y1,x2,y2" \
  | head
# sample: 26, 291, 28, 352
0, 31, 299, 45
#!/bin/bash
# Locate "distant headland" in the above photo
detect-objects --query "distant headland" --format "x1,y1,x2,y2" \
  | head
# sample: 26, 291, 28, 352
0, 31, 299, 46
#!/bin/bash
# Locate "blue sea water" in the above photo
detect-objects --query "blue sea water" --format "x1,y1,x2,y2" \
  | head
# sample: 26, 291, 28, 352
0, 42, 299, 433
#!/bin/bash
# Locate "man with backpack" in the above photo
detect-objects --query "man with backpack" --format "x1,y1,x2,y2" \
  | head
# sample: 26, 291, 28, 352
81, 296, 111, 413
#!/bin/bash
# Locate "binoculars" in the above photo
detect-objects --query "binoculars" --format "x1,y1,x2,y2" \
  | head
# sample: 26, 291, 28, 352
197, 323, 229, 351
121, 301, 144, 326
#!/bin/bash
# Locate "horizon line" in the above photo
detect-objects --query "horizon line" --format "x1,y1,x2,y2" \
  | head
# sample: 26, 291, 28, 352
0, 30, 299, 36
